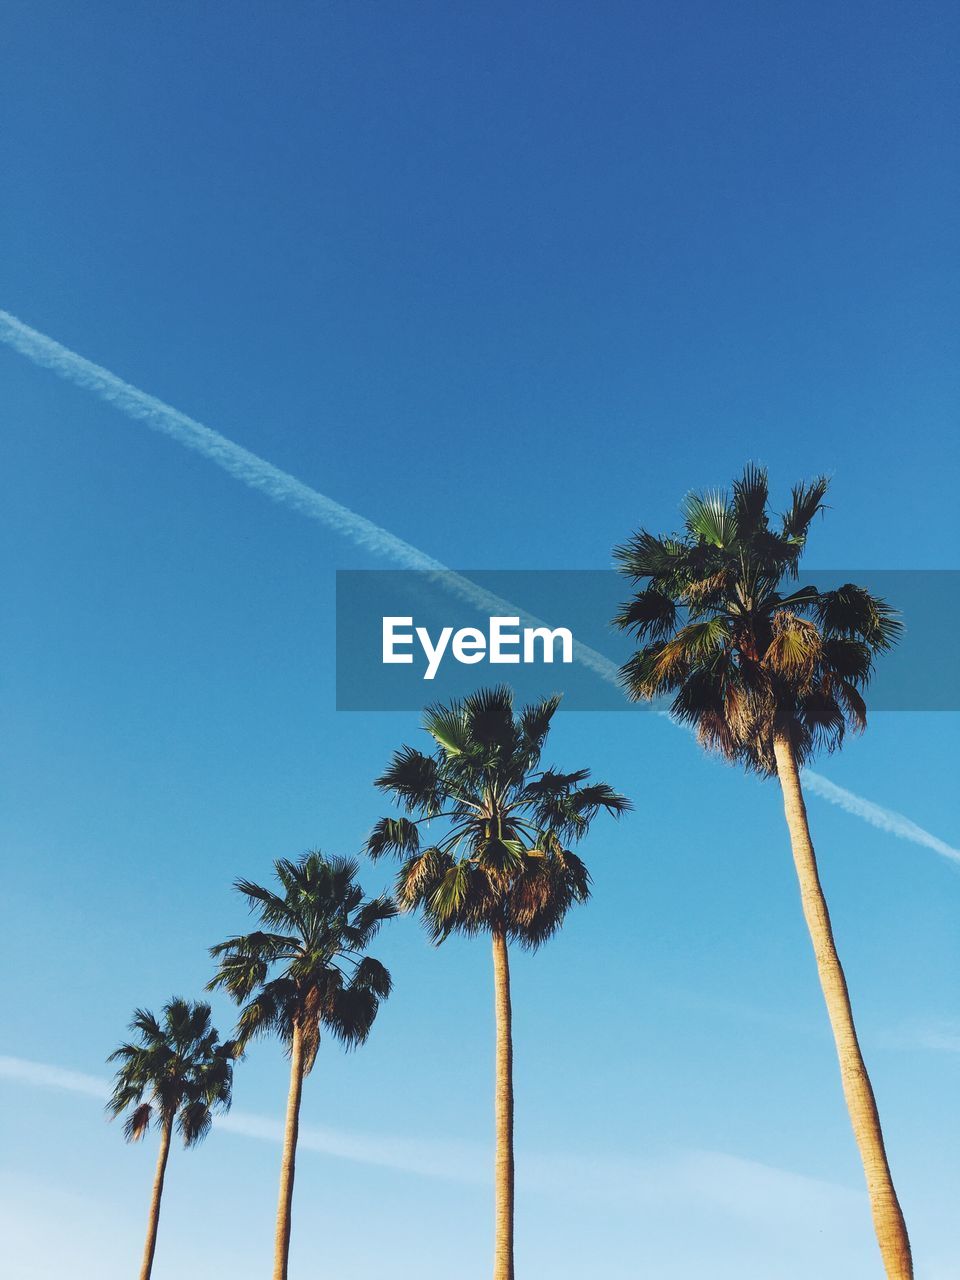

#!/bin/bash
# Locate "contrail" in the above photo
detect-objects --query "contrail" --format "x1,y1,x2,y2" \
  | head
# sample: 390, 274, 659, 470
1, 308, 956, 860
0, 310, 446, 571
802, 769, 960, 865
0, 308, 618, 685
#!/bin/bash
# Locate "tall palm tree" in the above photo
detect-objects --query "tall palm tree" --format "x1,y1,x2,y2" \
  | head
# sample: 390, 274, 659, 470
613, 465, 911, 1278
367, 686, 630, 1280
107, 998, 235, 1280
208, 852, 395, 1280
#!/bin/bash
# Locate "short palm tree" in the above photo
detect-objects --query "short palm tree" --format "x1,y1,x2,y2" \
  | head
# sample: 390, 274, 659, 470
613, 465, 911, 1278
208, 852, 395, 1280
107, 998, 234, 1280
367, 686, 630, 1280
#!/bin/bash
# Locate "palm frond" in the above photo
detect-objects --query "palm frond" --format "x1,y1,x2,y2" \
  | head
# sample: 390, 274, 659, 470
122, 1101, 154, 1142
232, 879, 295, 929
351, 955, 393, 999
612, 587, 678, 641
782, 476, 829, 541
463, 685, 518, 756
429, 860, 474, 926
732, 463, 769, 535
366, 816, 420, 860
815, 585, 903, 651
395, 847, 449, 910
178, 1100, 213, 1148
682, 489, 736, 548
763, 612, 822, 682
518, 695, 562, 765
612, 529, 685, 579
375, 745, 443, 814
822, 636, 874, 685
344, 894, 399, 947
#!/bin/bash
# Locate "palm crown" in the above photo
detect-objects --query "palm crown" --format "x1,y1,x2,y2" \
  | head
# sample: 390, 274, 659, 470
613, 466, 901, 774
208, 853, 396, 1074
107, 998, 234, 1146
367, 686, 631, 944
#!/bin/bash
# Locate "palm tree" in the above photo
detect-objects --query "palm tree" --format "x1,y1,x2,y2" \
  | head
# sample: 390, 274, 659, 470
367, 686, 630, 1280
613, 464, 911, 1278
208, 852, 395, 1280
107, 998, 235, 1280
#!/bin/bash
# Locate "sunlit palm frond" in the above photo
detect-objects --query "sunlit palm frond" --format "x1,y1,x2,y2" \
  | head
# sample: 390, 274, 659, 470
682, 489, 736, 548
764, 612, 822, 684
618, 645, 685, 700
429, 859, 474, 927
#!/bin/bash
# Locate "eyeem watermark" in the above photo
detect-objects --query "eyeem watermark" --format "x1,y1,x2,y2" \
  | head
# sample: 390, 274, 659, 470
383, 615, 573, 680
336, 569, 958, 711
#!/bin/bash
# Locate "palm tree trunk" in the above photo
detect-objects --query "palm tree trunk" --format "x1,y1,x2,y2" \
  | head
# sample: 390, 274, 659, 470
138, 1113, 172, 1280
273, 1021, 306, 1280
492, 925, 515, 1280
773, 732, 912, 1278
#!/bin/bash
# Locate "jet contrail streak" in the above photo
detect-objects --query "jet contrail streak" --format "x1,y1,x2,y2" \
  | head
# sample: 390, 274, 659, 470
801, 769, 960, 865
0, 309, 620, 684
2, 307, 956, 860
0, 309, 446, 571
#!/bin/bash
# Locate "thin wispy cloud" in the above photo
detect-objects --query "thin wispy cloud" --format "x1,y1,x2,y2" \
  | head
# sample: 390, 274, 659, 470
0, 1055, 110, 1100
0, 1052, 862, 1223
912, 1023, 960, 1053
0, 1051, 477, 1181
875, 1019, 960, 1054
217, 1110, 481, 1183
1, 308, 956, 861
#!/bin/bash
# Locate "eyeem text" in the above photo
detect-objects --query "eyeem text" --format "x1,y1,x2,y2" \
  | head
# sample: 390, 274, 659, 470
382, 616, 574, 680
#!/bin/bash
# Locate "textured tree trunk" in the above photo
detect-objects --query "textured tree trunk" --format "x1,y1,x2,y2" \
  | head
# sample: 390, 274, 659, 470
273, 1021, 306, 1280
138, 1113, 172, 1280
492, 925, 515, 1280
773, 732, 912, 1278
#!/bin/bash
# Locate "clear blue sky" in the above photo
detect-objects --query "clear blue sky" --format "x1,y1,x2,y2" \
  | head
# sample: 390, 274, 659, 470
1, 3, 958, 1277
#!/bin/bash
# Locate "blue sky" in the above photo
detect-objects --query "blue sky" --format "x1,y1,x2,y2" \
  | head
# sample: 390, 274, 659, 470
1, 3, 958, 1277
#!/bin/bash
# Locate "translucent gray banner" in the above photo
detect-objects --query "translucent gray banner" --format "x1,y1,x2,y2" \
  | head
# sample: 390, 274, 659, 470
335, 570, 958, 712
